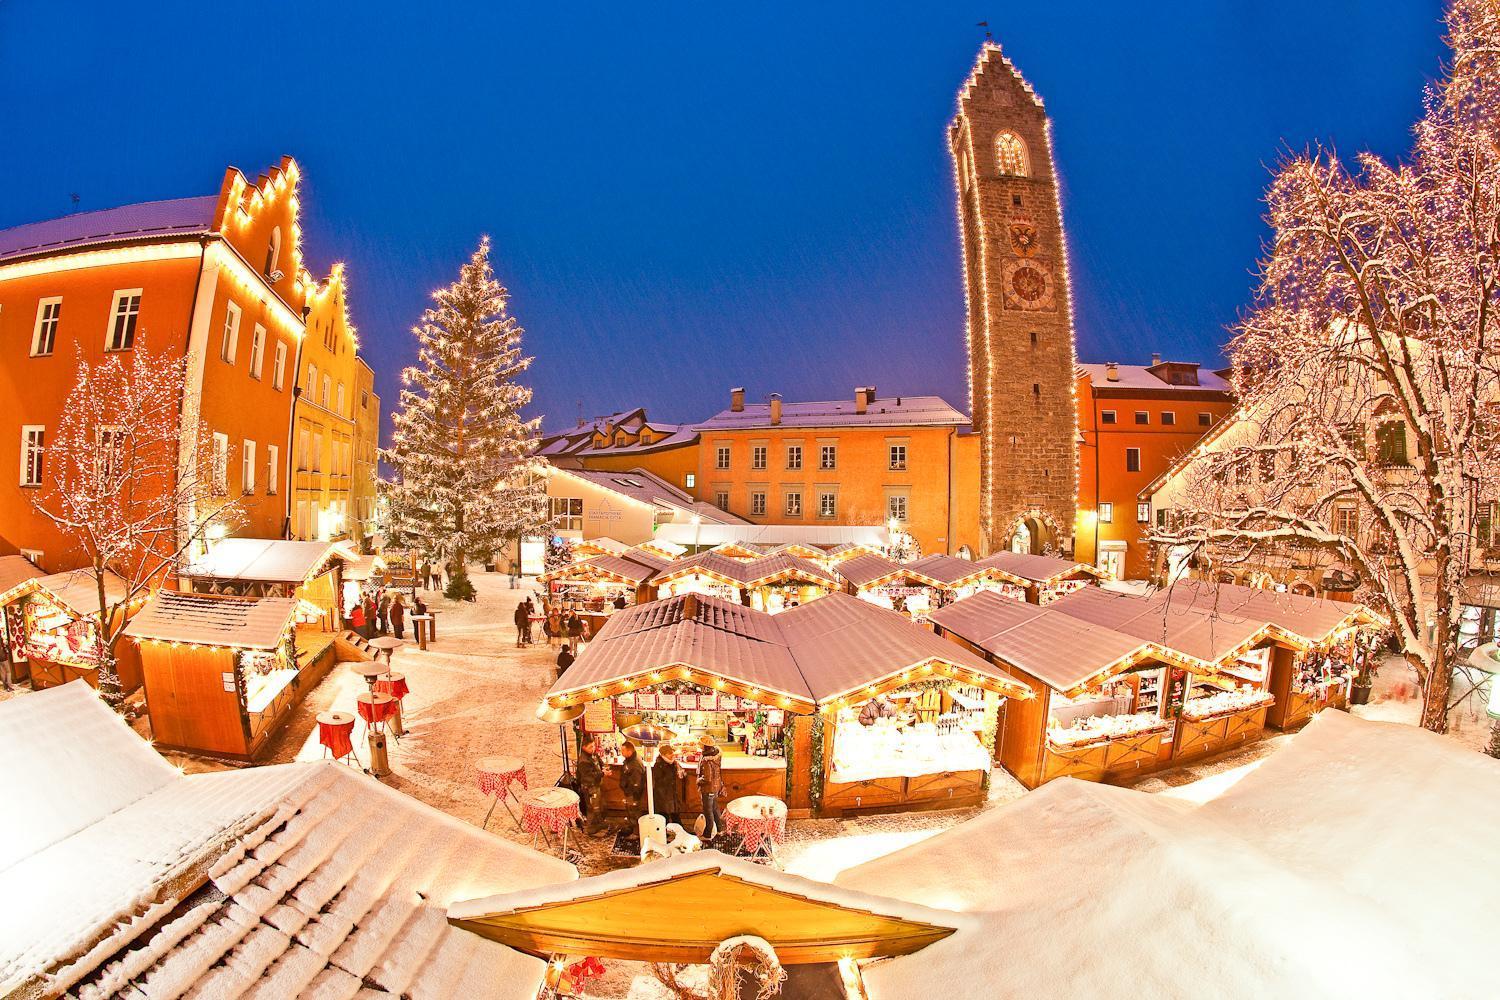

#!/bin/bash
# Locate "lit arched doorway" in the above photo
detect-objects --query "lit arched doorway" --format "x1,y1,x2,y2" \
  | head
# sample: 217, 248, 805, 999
1009, 514, 1053, 556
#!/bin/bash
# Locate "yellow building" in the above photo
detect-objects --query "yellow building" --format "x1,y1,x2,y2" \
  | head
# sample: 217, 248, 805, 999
291, 264, 360, 541
351, 357, 380, 549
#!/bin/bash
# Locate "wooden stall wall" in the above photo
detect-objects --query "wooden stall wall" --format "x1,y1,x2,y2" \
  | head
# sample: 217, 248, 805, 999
998, 674, 1050, 790
141, 645, 248, 757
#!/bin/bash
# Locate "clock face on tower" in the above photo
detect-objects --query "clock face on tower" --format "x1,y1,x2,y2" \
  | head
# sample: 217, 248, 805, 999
1001, 257, 1056, 311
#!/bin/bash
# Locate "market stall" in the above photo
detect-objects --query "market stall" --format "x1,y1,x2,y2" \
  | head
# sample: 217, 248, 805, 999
539, 590, 1032, 819
571, 536, 632, 560
340, 553, 387, 619
123, 590, 323, 759
538, 551, 665, 621
0, 569, 141, 692
184, 538, 356, 635
976, 551, 1101, 604
740, 554, 839, 613
836, 553, 1024, 621
652, 552, 750, 604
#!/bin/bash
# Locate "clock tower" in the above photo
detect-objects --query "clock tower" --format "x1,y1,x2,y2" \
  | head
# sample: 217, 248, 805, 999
950, 43, 1078, 556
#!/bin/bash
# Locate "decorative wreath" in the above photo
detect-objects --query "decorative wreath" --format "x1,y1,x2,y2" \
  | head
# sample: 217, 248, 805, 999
650, 935, 786, 1000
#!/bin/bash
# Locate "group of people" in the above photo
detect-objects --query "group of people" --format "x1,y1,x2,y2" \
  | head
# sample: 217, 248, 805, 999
573, 732, 727, 841
513, 597, 597, 651
347, 588, 427, 641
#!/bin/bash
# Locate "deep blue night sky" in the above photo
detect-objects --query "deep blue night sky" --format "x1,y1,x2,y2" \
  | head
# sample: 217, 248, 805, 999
0, 2, 1447, 435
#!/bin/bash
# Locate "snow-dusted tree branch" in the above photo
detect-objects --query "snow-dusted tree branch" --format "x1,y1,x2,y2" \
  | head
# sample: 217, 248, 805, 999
31, 340, 242, 706
379, 238, 547, 598
1153, 0, 1500, 733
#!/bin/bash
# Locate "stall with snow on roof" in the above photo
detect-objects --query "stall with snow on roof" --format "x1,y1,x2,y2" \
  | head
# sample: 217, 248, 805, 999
976, 550, 1102, 604
837, 552, 1028, 621
0, 567, 142, 692
537, 548, 667, 620
540, 592, 1031, 819
122, 590, 359, 759
652, 551, 838, 613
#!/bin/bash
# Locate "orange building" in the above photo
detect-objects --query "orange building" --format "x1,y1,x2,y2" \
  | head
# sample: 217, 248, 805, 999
1074, 359, 1234, 580
540, 407, 699, 491
0, 157, 328, 572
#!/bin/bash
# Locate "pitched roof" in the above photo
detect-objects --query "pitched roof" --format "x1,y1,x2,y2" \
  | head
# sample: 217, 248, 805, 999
976, 550, 1099, 585
1076, 361, 1233, 394
0, 555, 43, 598
184, 538, 354, 584
695, 394, 968, 431
929, 592, 1154, 692
31, 568, 129, 614
122, 591, 298, 650
835, 552, 912, 588
0, 683, 576, 999
544, 592, 1029, 712
0, 196, 218, 265
838, 711, 1500, 999
547, 466, 747, 524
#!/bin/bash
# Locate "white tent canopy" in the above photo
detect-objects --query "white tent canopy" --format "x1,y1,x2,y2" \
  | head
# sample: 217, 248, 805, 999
651, 522, 890, 549
838, 710, 1500, 999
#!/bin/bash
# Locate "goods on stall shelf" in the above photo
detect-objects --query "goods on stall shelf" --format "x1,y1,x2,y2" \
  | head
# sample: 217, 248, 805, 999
1181, 689, 1276, 721
830, 715, 991, 783
1047, 711, 1171, 749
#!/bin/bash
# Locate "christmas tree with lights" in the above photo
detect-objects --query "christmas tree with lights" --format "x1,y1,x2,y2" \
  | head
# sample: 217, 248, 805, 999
380, 238, 546, 599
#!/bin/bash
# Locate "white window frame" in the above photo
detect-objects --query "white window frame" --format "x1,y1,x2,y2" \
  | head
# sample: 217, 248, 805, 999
889, 444, 907, 471
307, 362, 318, 395
265, 226, 282, 277
211, 432, 229, 495
249, 324, 266, 379
887, 493, 909, 524
820, 445, 837, 471
1126, 447, 1141, 473
786, 445, 802, 470
267, 444, 280, 495
818, 491, 837, 519
784, 491, 803, 517
751, 445, 767, 470
107, 289, 142, 351
322, 374, 331, 407
751, 491, 767, 516
336, 382, 346, 416
715, 445, 730, 470
1099, 502, 1114, 524
714, 490, 729, 511
685, 473, 696, 489
242, 440, 256, 494
221, 301, 241, 363
1137, 502, 1151, 523
273, 341, 287, 390
20, 425, 45, 487
32, 297, 62, 357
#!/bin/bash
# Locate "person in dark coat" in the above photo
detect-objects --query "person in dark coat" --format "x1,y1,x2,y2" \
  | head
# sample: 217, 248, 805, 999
612, 593, 628, 610
566, 611, 586, 648
696, 733, 726, 838
363, 595, 378, 638
575, 738, 608, 836
652, 744, 682, 828
618, 741, 647, 827
555, 643, 575, 679
377, 593, 391, 635
389, 594, 407, 640
513, 601, 530, 647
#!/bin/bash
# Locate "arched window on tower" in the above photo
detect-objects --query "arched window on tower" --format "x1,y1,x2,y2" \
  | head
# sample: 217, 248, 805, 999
264, 226, 282, 278
995, 131, 1029, 177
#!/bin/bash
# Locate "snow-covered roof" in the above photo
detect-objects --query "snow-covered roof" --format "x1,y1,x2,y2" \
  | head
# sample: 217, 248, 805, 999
650, 522, 890, 549
573, 536, 631, 557
544, 465, 747, 524
122, 591, 298, 650
976, 550, 1099, 584
184, 538, 355, 584
341, 552, 386, 582
1076, 361, 1233, 394
696, 393, 968, 431
31, 567, 129, 615
0, 554, 42, 598
544, 592, 1030, 712
0, 195, 218, 265
838, 711, 1500, 999
0, 682, 576, 999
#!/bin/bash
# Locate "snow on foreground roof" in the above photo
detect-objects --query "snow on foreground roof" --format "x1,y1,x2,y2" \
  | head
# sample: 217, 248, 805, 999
183, 537, 354, 584
838, 710, 1500, 999
0, 683, 576, 999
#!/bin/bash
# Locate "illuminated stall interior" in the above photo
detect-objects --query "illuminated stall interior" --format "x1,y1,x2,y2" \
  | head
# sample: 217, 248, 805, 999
652, 551, 838, 612
976, 551, 1102, 604
836, 553, 1027, 621
0, 568, 142, 692
184, 538, 356, 637
340, 553, 387, 617
538, 549, 668, 622
541, 591, 1030, 819
570, 536, 633, 560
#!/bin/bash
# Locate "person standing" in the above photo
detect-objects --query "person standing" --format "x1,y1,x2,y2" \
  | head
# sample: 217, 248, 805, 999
575, 738, 607, 836
390, 594, 407, 640
696, 733, 726, 839
377, 593, 391, 635
545, 605, 563, 648
0, 637, 12, 692
348, 600, 367, 639
555, 643, 575, 680
566, 610, 586, 649
431, 563, 444, 591
653, 744, 682, 829
419, 561, 432, 592
513, 600, 530, 648
618, 741, 647, 828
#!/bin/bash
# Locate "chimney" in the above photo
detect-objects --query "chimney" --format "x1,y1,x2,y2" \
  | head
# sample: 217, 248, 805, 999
730, 387, 745, 412
1105, 363, 1120, 382
1151, 353, 1162, 366
769, 393, 782, 425
855, 387, 869, 414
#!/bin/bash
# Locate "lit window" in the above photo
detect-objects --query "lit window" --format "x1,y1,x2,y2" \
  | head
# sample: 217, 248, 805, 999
785, 491, 803, 517
995, 131, 1029, 176
889, 445, 907, 471
1099, 502, 1113, 523
32, 298, 61, 356
887, 494, 908, 523
20, 426, 45, 487
685, 473, 696, 489
273, 341, 287, 390
221, 302, 241, 363
1137, 502, 1150, 523
107, 290, 141, 351
820, 445, 837, 470
211, 432, 229, 495
550, 497, 583, 531
818, 492, 837, 519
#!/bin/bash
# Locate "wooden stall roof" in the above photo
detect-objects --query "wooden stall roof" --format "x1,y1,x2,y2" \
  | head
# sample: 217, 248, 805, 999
543, 592, 1033, 713
930, 592, 1162, 695
448, 850, 958, 965
122, 591, 298, 650
707, 541, 764, 561
977, 551, 1102, 585
341, 553, 386, 582
741, 553, 840, 589
539, 553, 663, 587
824, 541, 884, 561
906, 553, 1027, 587
763, 542, 832, 561
834, 552, 939, 590
651, 550, 754, 587
183, 538, 356, 584
572, 536, 631, 558
27, 568, 129, 615
0, 554, 42, 601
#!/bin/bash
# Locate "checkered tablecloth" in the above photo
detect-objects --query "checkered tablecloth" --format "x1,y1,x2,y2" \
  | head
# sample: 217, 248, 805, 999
520, 787, 580, 835
475, 756, 528, 799
724, 796, 787, 853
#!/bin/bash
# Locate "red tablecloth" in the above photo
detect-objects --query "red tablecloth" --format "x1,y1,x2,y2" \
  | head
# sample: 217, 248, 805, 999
356, 693, 398, 727
317, 711, 356, 760
475, 756, 528, 798
724, 796, 787, 853
520, 787, 580, 835
374, 673, 409, 700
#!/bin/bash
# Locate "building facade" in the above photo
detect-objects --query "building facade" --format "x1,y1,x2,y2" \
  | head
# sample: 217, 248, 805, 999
0, 158, 317, 571
1074, 360, 1234, 580
291, 264, 359, 542
950, 43, 1079, 558
351, 357, 381, 550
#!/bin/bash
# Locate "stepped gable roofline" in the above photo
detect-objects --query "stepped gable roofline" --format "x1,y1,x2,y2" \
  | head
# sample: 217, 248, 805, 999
696, 394, 968, 431
956, 41, 1045, 113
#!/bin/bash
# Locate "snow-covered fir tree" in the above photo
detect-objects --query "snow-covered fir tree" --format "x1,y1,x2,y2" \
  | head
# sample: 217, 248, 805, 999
380, 238, 547, 598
